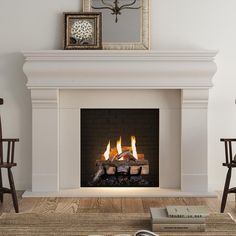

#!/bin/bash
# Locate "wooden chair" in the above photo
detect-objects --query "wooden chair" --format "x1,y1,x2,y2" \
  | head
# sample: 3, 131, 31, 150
220, 138, 236, 213
0, 98, 19, 213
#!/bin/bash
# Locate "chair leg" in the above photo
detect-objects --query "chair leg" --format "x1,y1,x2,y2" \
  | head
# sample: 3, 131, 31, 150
7, 168, 19, 213
221, 167, 232, 213
0, 168, 3, 203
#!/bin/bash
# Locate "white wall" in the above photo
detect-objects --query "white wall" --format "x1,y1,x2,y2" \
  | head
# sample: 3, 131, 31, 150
0, 0, 235, 190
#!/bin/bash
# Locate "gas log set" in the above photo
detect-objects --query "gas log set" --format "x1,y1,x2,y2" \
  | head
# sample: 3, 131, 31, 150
89, 136, 151, 187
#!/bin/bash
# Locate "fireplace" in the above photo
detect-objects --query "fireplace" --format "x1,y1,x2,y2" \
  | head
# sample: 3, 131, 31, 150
22, 50, 217, 197
81, 109, 159, 187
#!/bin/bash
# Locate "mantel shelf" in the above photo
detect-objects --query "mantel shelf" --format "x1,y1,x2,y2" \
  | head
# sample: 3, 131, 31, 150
23, 50, 218, 90
23, 50, 218, 62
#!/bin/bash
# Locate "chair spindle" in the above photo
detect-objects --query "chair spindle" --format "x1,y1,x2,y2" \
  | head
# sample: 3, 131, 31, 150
11, 141, 15, 164
7, 141, 11, 163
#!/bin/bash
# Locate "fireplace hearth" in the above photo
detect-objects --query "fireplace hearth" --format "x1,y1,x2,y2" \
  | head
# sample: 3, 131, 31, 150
81, 109, 159, 187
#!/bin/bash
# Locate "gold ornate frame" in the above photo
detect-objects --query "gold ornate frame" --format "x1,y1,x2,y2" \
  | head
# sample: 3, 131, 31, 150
83, 0, 150, 50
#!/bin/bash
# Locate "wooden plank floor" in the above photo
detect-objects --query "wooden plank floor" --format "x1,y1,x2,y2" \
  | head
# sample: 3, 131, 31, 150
0, 192, 236, 219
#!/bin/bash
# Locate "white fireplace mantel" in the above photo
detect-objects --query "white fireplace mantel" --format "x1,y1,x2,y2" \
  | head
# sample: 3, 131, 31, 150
23, 50, 218, 197
24, 50, 217, 89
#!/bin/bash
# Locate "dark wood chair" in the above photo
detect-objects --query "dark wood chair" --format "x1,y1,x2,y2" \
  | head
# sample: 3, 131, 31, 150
0, 98, 19, 213
220, 138, 236, 213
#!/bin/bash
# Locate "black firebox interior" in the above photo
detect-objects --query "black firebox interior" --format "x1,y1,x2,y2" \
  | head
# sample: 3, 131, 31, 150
81, 109, 159, 187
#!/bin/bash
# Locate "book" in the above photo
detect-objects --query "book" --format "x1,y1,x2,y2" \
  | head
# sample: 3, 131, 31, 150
166, 205, 209, 218
150, 208, 206, 224
152, 223, 206, 232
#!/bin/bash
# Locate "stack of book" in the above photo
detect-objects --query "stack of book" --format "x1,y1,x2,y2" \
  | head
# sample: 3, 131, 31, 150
150, 206, 209, 232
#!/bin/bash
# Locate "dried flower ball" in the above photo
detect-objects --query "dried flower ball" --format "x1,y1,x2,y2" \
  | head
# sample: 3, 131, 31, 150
71, 20, 93, 41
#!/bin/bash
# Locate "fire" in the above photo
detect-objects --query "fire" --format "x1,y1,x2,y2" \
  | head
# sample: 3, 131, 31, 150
104, 141, 110, 160
117, 136, 123, 160
117, 136, 122, 154
131, 136, 138, 159
102, 136, 139, 161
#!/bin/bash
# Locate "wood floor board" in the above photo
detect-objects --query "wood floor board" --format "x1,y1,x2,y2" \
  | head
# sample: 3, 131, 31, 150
122, 198, 144, 213
16, 197, 40, 213
99, 198, 122, 213
0, 191, 236, 220
54, 198, 81, 213
77, 198, 100, 209
0, 194, 14, 214
1, 213, 234, 235
31, 197, 59, 214
142, 197, 186, 213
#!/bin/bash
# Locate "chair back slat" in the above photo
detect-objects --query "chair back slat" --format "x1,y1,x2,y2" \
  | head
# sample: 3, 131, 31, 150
224, 141, 229, 164
11, 141, 15, 164
7, 141, 11, 163
221, 139, 236, 164
229, 141, 233, 163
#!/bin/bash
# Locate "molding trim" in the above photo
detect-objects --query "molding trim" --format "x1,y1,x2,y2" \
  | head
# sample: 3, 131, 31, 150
31, 89, 59, 109
182, 89, 210, 109
23, 50, 218, 90
23, 50, 217, 61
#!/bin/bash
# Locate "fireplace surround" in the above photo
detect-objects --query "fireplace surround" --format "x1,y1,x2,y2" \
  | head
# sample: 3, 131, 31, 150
23, 50, 217, 197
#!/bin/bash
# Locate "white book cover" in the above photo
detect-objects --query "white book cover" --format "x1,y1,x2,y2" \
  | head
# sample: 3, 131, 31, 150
150, 208, 206, 223
166, 205, 209, 218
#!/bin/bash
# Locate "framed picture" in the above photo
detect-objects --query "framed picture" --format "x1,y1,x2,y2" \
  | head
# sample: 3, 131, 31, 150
83, 0, 150, 50
64, 12, 102, 50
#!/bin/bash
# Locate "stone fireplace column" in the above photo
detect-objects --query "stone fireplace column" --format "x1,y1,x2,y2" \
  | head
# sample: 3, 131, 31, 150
181, 89, 209, 192
31, 89, 59, 192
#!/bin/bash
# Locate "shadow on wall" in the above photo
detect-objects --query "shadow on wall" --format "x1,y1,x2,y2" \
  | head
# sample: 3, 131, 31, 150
0, 53, 32, 190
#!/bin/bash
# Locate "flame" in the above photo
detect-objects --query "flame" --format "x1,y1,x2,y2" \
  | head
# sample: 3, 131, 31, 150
104, 141, 110, 160
103, 137, 139, 161
131, 136, 138, 159
117, 136, 122, 154
117, 136, 123, 160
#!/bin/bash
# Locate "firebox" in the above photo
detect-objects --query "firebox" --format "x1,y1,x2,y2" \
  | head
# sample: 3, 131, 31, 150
81, 109, 159, 187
